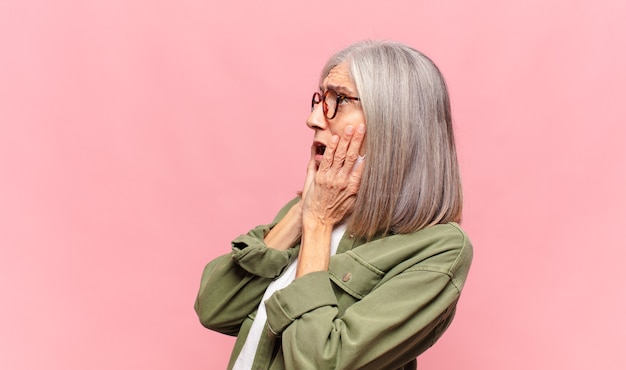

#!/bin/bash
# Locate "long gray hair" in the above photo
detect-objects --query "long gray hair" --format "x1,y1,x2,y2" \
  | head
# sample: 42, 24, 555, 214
321, 41, 463, 240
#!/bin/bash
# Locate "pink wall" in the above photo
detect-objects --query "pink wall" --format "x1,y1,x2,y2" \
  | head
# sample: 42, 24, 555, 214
1, 0, 625, 369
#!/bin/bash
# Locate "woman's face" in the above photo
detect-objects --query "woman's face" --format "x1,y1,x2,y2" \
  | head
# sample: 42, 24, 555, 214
307, 61, 366, 167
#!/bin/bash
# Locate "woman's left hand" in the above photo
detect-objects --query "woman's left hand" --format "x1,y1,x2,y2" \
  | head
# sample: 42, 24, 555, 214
302, 124, 366, 227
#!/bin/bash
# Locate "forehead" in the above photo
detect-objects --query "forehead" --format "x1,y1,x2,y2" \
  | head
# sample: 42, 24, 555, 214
321, 62, 356, 94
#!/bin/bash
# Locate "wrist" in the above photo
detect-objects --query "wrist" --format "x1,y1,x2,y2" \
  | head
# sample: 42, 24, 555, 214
264, 203, 304, 250
297, 219, 333, 277
302, 211, 335, 232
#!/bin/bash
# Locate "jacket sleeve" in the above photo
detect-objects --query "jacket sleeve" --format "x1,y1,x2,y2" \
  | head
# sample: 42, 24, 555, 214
194, 198, 301, 336
263, 230, 472, 370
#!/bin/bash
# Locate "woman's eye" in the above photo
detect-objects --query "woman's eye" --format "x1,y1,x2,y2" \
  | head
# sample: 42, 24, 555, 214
337, 95, 348, 104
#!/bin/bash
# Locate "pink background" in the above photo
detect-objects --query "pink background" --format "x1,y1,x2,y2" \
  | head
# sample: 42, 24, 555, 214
1, 0, 625, 369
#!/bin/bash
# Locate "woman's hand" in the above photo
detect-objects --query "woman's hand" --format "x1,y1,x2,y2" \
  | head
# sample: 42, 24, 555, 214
264, 121, 364, 252
302, 124, 366, 227
296, 124, 365, 277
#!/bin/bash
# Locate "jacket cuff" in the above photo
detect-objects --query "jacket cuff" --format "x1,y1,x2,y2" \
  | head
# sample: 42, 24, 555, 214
231, 224, 297, 278
264, 271, 338, 335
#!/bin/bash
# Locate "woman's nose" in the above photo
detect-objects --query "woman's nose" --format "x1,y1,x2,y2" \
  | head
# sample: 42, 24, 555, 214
306, 103, 327, 130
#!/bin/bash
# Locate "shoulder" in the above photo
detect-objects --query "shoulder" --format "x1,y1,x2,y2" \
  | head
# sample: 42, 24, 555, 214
358, 222, 471, 260
351, 223, 473, 287
405, 222, 468, 245
402, 222, 472, 269
401, 223, 473, 292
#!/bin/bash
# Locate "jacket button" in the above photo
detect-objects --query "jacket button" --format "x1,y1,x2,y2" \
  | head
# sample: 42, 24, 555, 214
342, 272, 352, 282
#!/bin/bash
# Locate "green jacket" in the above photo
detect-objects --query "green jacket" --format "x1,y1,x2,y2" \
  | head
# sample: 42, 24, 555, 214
195, 199, 473, 370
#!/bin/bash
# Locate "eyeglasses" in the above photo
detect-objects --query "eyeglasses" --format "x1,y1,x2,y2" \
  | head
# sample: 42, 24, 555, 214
311, 89, 360, 119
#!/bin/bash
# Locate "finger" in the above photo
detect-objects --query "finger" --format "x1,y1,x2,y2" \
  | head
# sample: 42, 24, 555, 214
331, 125, 354, 171
347, 156, 365, 193
318, 135, 338, 173
343, 124, 365, 174
309, 142, 317, 161
301, 158, 317, 199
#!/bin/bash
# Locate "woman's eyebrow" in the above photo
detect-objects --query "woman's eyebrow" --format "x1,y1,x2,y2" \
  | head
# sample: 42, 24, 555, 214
323, 84, 354, 95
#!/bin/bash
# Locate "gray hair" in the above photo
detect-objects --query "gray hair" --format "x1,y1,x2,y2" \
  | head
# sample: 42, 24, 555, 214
321, 41, 463, 240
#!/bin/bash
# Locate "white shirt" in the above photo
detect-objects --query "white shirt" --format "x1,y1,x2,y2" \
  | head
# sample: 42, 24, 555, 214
232, 223, 347, 370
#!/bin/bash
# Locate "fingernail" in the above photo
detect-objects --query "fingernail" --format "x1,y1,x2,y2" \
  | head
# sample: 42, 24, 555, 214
331, 136, 339, 143
358, 124, 365, 133
346, 125, 354, 134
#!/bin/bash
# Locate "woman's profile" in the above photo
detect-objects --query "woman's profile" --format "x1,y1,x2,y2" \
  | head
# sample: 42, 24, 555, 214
195, 40, 473, 370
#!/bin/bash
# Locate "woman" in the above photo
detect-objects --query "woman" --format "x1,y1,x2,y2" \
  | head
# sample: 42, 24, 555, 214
195, 40, 473, 370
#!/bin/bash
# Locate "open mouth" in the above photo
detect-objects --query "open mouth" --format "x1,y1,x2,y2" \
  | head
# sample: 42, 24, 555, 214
315, 144, 326, 156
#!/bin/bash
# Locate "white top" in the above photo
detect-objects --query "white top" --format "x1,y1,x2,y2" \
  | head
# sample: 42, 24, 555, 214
232, 223, 347, 370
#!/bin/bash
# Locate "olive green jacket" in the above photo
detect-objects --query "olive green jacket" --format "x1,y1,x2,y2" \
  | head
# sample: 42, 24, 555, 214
195, 199, 473, 370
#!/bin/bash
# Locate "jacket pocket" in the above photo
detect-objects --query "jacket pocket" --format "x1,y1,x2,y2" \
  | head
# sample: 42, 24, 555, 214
328, 251, 385, 300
